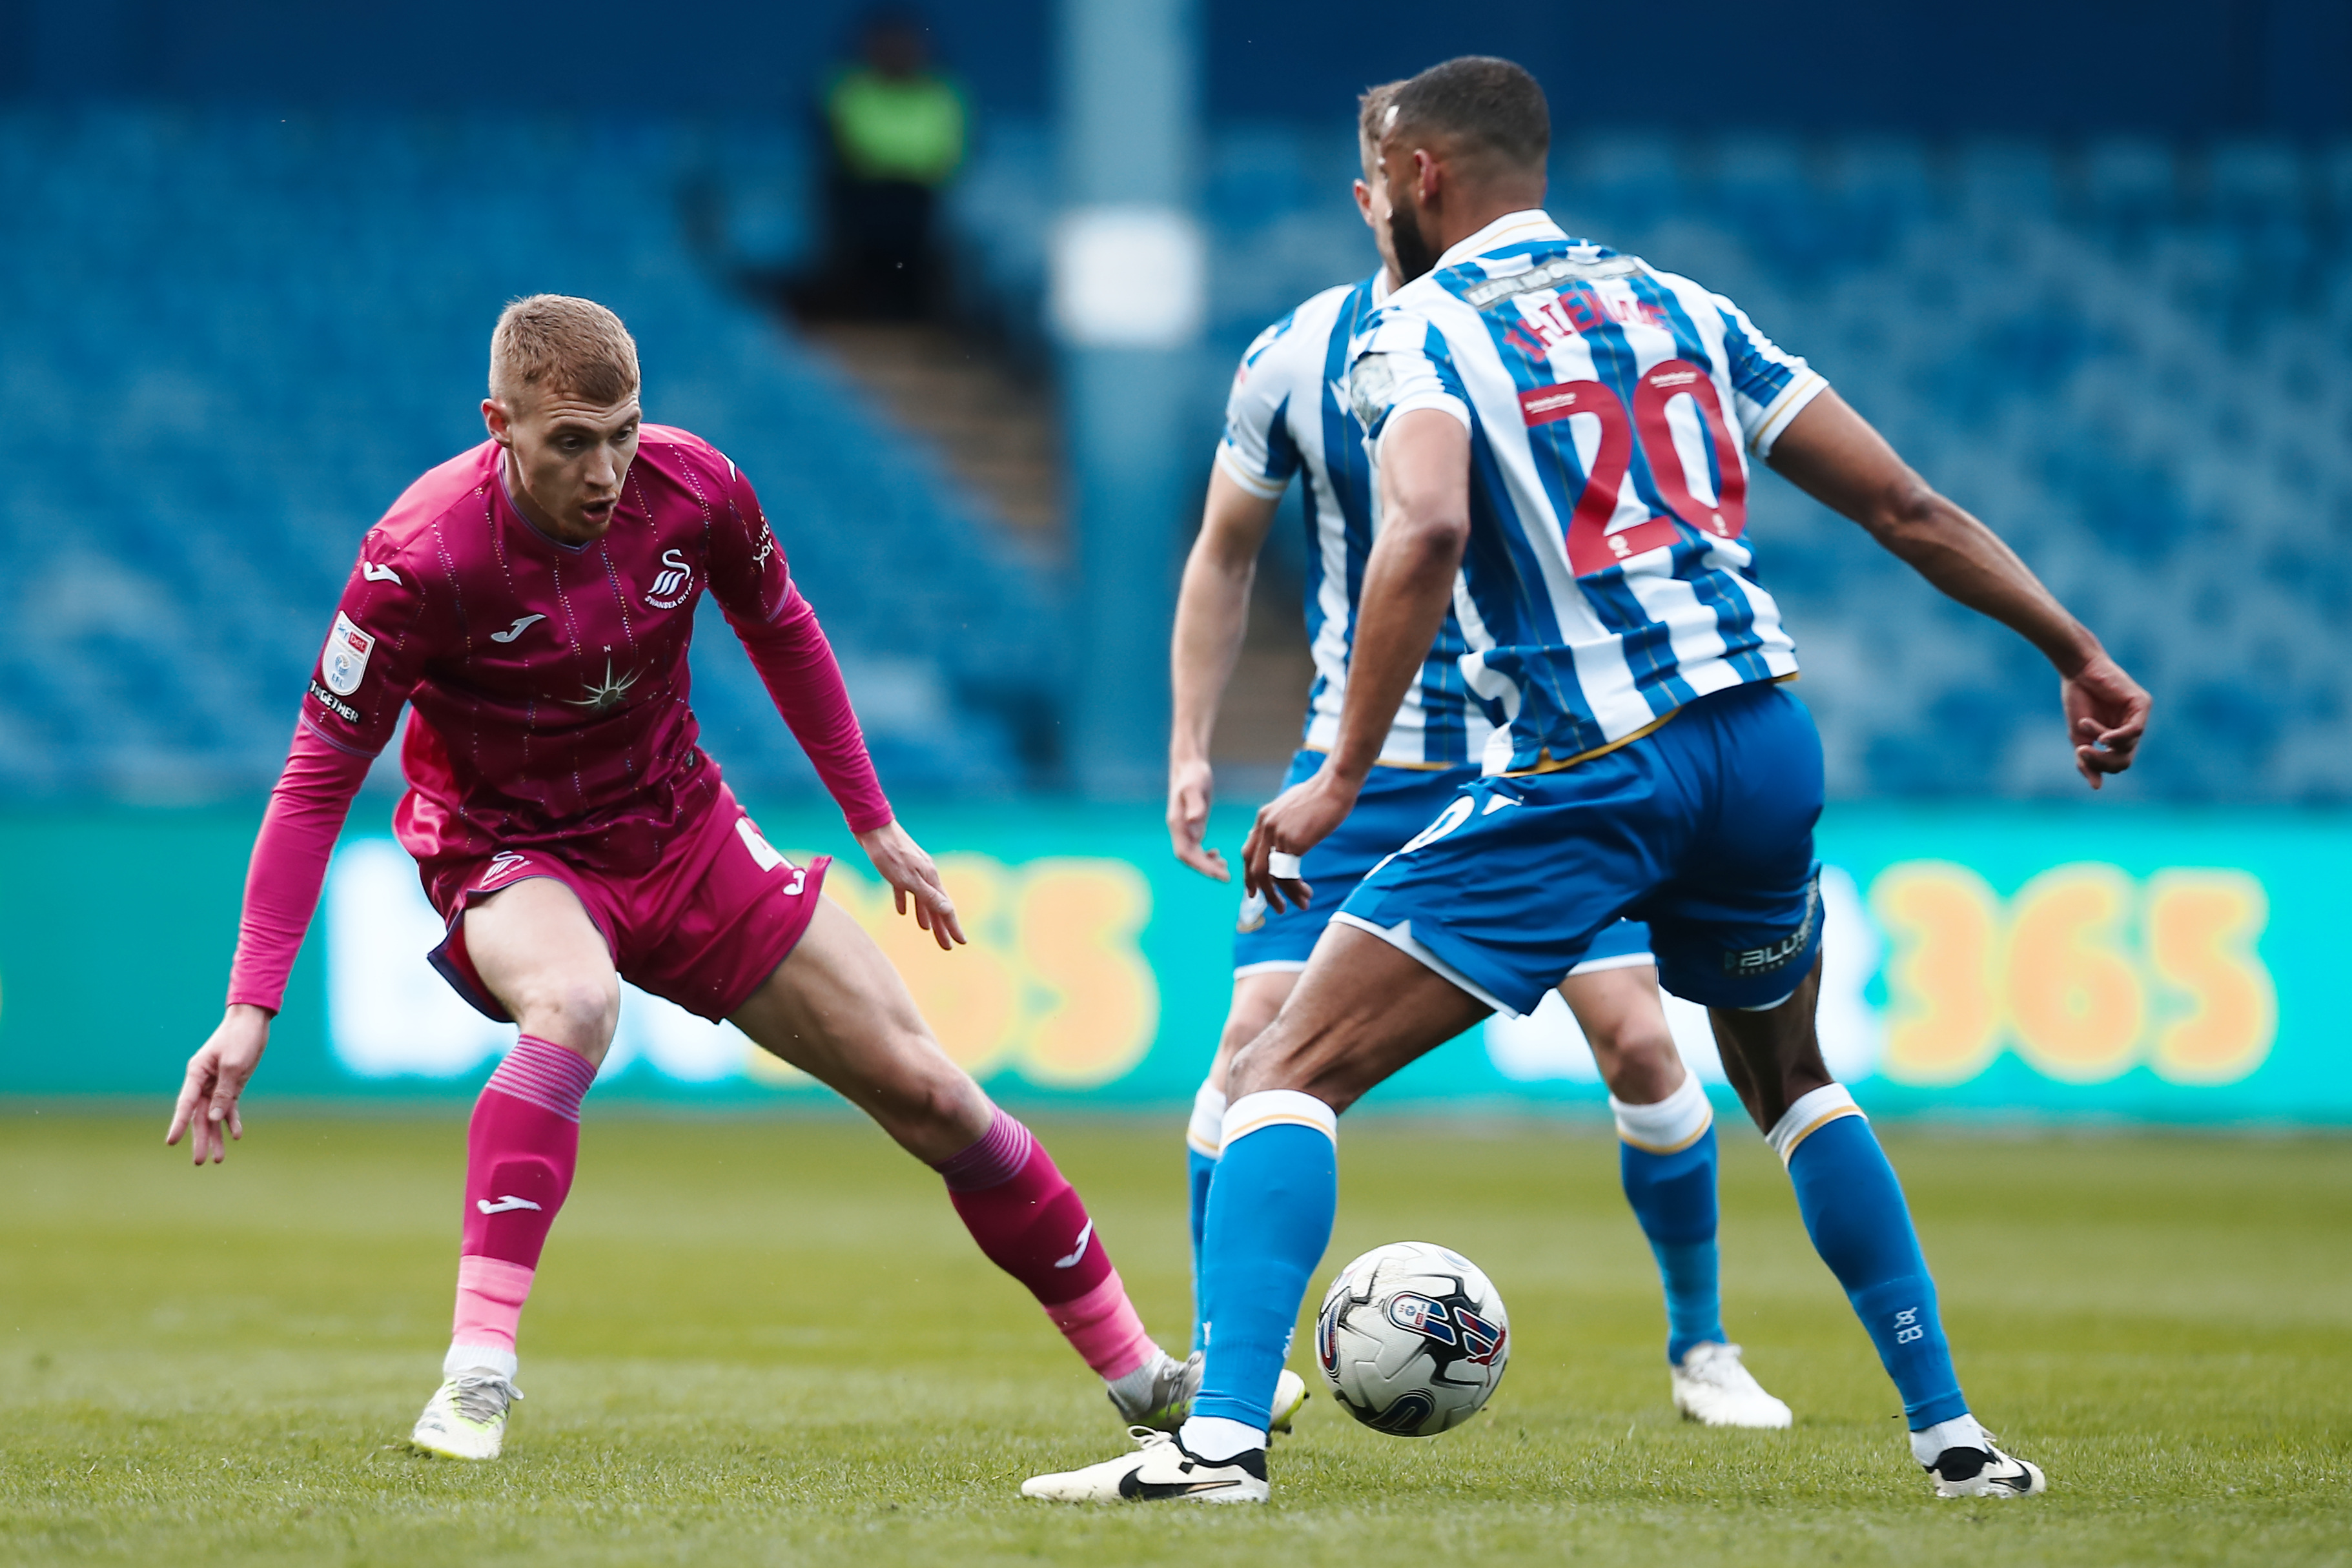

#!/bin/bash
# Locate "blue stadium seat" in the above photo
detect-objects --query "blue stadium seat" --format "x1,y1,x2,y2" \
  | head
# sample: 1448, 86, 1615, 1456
0, 107, 1050, 802
6, 110, 2347, 804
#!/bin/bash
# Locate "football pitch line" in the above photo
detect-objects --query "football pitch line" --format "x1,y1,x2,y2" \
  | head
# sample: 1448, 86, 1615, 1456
2, 1112, 2346, 1565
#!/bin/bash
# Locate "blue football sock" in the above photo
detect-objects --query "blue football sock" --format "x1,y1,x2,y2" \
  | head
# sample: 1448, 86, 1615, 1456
1613, 1074, 1726, 1363
1621, 1128, 1726, 1363
1185, 1082, 1226, 1352
1185, 1143, 1217, 1350
1191, 1092, 1338, 1433
1780, 1091, 1967, 1429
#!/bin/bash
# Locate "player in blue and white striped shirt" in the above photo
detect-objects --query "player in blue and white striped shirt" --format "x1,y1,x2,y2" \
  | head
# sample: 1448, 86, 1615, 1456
1164, 83, 1787, 1433
1032, 56, 2149, 1506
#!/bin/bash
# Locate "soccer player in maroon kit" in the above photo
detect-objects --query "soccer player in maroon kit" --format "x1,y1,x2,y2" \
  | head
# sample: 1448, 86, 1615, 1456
167, 295, 1196, 1459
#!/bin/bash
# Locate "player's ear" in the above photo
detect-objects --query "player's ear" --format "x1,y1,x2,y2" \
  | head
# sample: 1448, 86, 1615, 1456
1414, 147, 1440, 203
482, 397, 513, 445
1354, 178, 1375, 225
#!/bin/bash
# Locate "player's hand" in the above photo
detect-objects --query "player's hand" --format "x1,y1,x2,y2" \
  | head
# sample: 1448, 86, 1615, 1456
1242, 766, 1360, 911
2061, 653, 2150, 790
856, 820, 967, 951
1168, 753, 1228, 882
167, 1004, 271, 1166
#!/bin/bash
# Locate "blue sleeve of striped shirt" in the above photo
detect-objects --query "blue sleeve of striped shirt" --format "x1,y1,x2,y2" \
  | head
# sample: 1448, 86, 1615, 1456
1710, 290, 1828, 454
1216, 316, 1304, 498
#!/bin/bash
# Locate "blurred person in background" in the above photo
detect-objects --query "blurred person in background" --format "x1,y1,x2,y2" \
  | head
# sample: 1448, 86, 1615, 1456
802, 9, 966, 320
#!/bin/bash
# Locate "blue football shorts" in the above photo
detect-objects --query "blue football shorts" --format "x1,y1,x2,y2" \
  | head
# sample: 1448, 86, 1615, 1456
1232, 749, 1653, 979
1332, 680, 1825, 1017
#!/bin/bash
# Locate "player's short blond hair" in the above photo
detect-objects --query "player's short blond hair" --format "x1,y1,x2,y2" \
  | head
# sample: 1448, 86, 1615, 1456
489, 294, 640, 409
1357, 80, 1405, 174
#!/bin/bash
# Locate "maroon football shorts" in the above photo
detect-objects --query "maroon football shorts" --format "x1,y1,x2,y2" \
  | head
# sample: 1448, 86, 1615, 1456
423, 782, 833, 1024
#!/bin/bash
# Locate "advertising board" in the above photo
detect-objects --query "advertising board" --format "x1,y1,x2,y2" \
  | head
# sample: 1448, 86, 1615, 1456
0, 802, 2330, 1122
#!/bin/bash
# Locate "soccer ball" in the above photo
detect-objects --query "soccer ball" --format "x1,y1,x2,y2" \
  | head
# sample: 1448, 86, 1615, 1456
1315, 1240, 1509, 1436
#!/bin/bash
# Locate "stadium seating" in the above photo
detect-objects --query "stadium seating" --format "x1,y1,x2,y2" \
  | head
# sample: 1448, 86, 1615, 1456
0, 108, 1054, 804
949, 124, 2352, 801
6, 108, 2349, 803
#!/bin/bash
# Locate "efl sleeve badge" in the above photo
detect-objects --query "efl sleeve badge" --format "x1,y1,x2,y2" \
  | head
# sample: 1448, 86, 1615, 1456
323, 612, 376, 696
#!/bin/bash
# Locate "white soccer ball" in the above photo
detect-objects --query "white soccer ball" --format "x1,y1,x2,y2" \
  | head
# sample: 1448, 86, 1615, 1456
1314, 1240, 1509, 1436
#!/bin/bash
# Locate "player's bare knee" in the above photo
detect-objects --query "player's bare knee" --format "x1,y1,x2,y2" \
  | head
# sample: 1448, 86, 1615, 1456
1597, 1019, 1684, 1102
512, 972, 620, 1057
1217, 1002, 1277, 1061
1227, 1020, 1355, 1112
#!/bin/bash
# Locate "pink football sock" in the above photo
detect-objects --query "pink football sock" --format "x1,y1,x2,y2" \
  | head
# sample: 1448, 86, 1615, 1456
934, 1108, 1156, 1381
447, 1035, 598, 1372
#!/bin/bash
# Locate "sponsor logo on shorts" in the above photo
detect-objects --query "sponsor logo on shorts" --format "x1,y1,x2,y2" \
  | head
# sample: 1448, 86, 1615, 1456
1723, 877, 1821, 977
308, 678, 360, 723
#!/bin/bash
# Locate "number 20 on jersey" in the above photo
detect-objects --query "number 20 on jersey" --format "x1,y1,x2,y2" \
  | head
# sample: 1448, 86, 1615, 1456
1520, 360, 1747, 577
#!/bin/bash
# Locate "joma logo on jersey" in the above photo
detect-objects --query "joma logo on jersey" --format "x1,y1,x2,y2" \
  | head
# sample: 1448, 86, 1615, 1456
644, 547, 694, 610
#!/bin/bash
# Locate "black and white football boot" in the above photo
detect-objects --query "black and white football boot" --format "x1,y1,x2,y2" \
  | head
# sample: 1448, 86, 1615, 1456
1926, 1434, 2047, 1498
1021, 1427, 1269, 1503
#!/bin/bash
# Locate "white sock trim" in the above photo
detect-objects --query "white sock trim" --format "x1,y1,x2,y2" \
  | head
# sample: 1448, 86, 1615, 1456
1222, 1088, 1338, 1148
444, 1344, 518, 1381
1910, 1412, 1987, 1467
1180, 1414, 1268, 1461
1765, 1083, 1864, 1166
1610, 1068, 1713, 1154
1187, 1083, 1229, 1158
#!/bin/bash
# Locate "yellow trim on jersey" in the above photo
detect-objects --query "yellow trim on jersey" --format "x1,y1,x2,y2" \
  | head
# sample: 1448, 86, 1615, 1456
1775, 1103, 1865, 1166
1299, 744, 1466, 773
1748, 369, 1830, 456
1212, 442, 1289, 500
1504, 707, 1684, 776
1502, 673, 1799, 778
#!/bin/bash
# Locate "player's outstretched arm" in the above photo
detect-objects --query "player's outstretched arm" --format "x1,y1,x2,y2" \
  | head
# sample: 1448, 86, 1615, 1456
856, 820, 967, 952
1766, 389, 2150, 788
1243, 409, 1471, 897
1169, 468, 1283, 882
167, 1004, 272, 1165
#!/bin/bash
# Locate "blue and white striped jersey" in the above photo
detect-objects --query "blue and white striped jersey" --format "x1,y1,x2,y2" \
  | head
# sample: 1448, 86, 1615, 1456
1345, 210, 1828, 776
1218, 273, 1494, 768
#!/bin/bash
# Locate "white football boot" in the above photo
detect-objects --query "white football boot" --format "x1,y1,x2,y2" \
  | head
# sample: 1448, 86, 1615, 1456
1670, 1341, 1793, 1429
1023, 1427, 1269, 1503
1926, 1434, 2047, 1498
1110, 1350, 1309, 1436
410, 1371, 522, 1460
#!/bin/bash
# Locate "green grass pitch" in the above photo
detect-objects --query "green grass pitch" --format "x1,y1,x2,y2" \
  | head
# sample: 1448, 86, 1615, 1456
3, 1110, 2346, 1565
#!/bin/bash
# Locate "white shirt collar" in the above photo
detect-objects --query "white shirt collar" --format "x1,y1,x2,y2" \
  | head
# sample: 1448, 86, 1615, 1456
1433, 209, 1566, 273
1371, 267, 1395, 305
